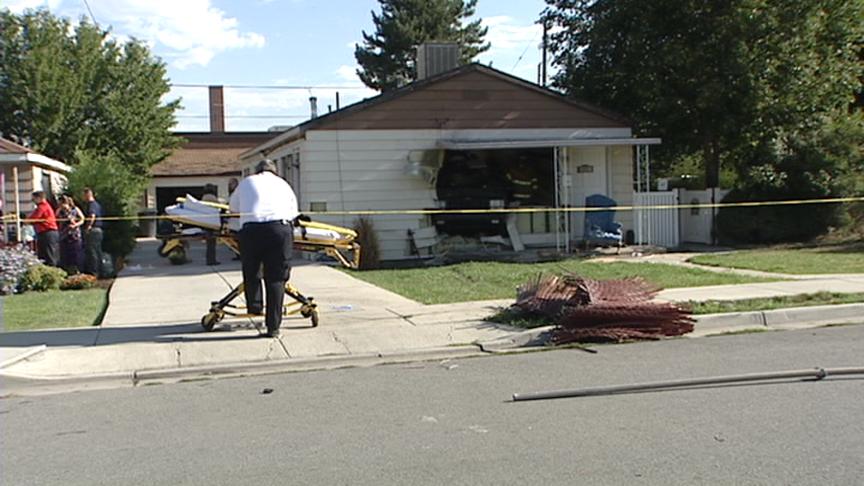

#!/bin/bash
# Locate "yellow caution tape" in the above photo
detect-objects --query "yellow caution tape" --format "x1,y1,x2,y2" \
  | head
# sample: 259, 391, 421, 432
3, 195, 863, 224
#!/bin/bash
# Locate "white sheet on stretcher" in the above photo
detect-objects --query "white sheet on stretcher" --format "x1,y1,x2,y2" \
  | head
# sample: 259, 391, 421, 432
166, 195, 343, 242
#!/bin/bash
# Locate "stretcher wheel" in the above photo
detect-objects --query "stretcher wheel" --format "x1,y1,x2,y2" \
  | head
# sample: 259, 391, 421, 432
301, 306, 319, 328
201, 312, 221, 331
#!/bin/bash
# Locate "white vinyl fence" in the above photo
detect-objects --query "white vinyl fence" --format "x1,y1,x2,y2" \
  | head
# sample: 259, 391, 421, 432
634, 191, 680, 248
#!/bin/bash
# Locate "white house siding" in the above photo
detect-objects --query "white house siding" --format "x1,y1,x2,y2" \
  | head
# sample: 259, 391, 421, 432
301, 130, 439, 260
297, 129, 634, 260
2, 165, 36, 214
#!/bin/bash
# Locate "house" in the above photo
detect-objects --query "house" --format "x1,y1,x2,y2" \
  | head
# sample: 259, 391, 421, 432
239, 60, 659, 261
1, 137, 71, 242
146, 86, 274, 213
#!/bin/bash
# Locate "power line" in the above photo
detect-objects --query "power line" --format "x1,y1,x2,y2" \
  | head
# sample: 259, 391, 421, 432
512, 26, 543, 71
170, 83, 370, 90
176, 115, 309, 119
81, 0, 97, 24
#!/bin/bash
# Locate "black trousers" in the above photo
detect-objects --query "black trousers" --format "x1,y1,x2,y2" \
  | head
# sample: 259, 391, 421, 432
238, 221, 293, 333
37, 230, 60, 267
84, 228, 103, 276
205, 230, 218, 265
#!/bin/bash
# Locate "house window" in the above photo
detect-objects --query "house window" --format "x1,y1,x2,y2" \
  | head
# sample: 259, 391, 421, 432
310, 201, 327, 212
281, 154, 293, 182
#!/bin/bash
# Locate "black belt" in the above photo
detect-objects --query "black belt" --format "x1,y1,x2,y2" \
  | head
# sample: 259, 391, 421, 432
242, 220, 292, 228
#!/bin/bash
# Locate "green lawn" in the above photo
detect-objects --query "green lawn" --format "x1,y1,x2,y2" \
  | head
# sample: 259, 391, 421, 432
346, 259, 774, 304
689, 244, 864, 275
690, 292, 864, 314
1, 289, 108, 331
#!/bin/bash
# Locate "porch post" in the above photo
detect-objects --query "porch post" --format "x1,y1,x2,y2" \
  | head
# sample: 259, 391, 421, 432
12, 165, 21, 242
553, 146, 561, 252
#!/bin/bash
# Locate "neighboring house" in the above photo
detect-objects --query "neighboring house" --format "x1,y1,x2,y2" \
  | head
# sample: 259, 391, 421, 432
0, 137, 71, 242
240, 61, 659, 261
148, 131, 274, 212
146, 86, 274, 213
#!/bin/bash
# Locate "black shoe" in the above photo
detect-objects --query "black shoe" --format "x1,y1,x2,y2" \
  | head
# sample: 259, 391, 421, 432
265, 329, 281, 338
207, 261, 221, 266
248, 307, 264, 316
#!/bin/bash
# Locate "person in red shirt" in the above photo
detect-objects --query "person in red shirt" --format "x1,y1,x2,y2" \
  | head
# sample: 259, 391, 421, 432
29, 191, 60, 266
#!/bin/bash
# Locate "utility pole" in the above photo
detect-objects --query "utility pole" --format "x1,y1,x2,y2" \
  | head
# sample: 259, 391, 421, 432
541, 20, 549, 87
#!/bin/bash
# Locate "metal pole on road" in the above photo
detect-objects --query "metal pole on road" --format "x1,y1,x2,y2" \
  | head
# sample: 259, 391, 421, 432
512, 367, 864, 402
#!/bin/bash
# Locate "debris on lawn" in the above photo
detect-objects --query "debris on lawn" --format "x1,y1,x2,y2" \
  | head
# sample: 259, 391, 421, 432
512, 274, 694, 344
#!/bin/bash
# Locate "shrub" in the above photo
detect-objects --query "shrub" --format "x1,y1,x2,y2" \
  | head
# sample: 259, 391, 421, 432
352, 216, 380, 270
20, 265, 68, 292
66, 151, 149, 259
60, 273, 97, 290
0, 246, 42, 295
717, 113, 863, 244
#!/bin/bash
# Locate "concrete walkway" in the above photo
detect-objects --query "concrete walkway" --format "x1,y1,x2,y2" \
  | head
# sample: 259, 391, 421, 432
2, 240, 864, 383
0, 239, 517, 379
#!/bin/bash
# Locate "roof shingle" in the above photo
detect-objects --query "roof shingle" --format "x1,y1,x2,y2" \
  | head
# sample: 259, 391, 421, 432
151, 132, 275, 177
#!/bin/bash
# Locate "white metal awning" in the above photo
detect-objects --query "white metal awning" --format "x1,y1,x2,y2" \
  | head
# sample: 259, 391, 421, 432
437, 137, 661, 150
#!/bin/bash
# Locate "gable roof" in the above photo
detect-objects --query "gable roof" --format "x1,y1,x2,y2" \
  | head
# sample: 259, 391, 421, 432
0, 137, 71, 172
0, 137, 33, 154
151, 132, 275, 177
243, 63, 630, 158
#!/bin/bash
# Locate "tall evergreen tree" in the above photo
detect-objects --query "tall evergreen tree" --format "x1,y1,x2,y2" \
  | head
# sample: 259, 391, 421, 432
0, 9, 180, 176
355, 0, 490, 92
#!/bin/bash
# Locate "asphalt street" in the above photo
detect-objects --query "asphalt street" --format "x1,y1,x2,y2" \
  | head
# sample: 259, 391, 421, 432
2, 325, 863, 485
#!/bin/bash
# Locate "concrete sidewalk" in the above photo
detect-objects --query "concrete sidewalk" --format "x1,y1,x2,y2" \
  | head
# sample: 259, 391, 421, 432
0, 240, 517, 381
2, 239, 863, 385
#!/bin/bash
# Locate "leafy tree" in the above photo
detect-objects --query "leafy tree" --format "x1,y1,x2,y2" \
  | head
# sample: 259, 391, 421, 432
0, 9, 180, 176
355, 0, 489, 91
66, 150, 147, 259
543, 0, 864, 187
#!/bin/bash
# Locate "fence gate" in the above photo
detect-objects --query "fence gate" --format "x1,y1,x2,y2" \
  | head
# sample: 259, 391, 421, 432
634, 191, 680, 248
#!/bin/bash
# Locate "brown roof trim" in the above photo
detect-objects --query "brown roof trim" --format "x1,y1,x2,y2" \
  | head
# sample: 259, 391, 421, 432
0, 137, 33, 154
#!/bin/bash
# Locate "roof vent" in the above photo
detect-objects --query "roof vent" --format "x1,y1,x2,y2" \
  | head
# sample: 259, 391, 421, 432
416, 42, 460, 81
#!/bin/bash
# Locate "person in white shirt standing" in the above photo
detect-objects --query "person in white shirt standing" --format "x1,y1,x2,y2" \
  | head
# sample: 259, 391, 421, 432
229, 159, 299, 338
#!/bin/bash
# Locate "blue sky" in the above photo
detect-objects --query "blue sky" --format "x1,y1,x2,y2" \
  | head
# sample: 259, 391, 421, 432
5, 0, 548, 131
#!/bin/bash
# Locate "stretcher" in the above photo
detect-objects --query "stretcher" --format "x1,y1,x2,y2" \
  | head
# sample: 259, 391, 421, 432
156, 195, 360, 331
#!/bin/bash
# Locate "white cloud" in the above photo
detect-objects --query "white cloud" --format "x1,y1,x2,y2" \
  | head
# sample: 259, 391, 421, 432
100, 0, 265, 68
335, 65, 359, 83
5, 0, 265, 69
481, 15, 542, 54
219, 69, 377, 131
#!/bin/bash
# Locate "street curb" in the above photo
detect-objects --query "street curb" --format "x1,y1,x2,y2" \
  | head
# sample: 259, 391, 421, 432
476, 303, 864, 349
694, 303, 864, 336
0, 345, 485, 393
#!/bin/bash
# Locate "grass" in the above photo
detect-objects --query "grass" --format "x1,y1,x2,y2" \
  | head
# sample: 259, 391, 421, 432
345, 259, 774, 304
690, 292, 864, 314
689, 243, 864, 275
1, 288, 108, 331
487, 291, 864, 330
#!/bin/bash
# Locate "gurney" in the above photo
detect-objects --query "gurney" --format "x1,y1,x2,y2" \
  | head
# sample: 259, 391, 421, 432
156, 195, 361, 331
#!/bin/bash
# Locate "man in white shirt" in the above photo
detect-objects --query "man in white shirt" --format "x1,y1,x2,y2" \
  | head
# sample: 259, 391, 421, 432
229, 159, 300, 338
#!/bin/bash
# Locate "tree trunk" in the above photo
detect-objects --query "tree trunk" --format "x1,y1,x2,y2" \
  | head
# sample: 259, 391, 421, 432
704, 143, 720, 188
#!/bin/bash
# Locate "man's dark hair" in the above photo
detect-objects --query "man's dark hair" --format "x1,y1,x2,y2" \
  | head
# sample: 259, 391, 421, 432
255, 159, 277, 174
83, 187, 94, 195
32, 190, 45, 198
